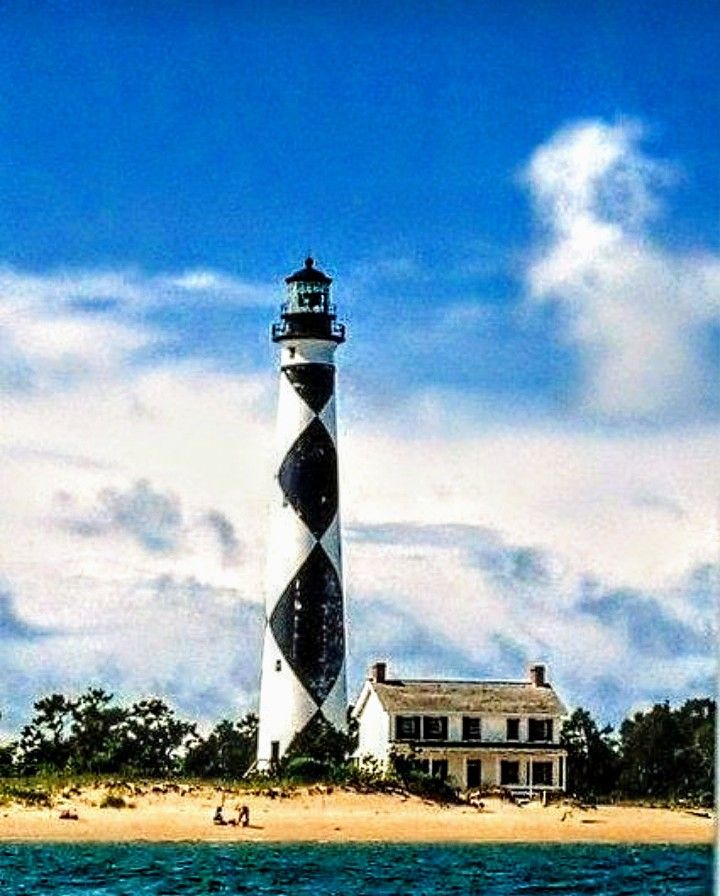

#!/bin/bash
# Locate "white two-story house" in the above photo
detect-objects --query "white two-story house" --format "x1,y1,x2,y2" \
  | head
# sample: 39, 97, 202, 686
352, 662, 567, 793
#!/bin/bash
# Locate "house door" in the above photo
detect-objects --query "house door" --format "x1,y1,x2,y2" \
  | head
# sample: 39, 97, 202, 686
466, 759, 481, 788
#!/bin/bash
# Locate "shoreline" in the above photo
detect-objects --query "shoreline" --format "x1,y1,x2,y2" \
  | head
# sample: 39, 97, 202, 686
0, 787, 714, 845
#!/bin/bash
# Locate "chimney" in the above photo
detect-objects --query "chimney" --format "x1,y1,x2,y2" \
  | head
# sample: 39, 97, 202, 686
370, 661, 387, 683
529, 664, 546, 687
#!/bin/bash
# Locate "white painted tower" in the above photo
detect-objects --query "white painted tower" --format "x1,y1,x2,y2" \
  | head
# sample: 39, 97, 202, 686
257, 258, 347, 768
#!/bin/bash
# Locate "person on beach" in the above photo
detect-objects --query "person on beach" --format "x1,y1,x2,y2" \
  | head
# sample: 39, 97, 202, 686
213, 806, 227, 825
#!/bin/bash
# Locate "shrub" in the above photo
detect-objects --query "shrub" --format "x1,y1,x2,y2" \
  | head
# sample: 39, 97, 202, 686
0, 782, 53, 807
282, 756, 330, 783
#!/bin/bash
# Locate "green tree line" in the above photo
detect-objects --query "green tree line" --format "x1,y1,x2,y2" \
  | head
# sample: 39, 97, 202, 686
0, 690, 714, 806
0, 688, 258, 780
561, 698, 715, 806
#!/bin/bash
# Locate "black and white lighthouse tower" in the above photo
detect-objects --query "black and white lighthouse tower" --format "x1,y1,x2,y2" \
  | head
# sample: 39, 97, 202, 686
257, 258, 347, 768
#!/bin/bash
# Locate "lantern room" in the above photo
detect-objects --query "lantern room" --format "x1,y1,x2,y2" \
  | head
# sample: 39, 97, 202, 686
272, 257, 345, 343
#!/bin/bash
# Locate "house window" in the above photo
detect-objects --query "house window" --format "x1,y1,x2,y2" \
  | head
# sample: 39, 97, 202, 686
532, 761, 553, 786
506, 718, 520, 741
466, 759, 482, 788
462, 717, 482, 740
395, 715, 420, 740
500, 760, 520, 785
422, 716, 448, 740
431, 759, 448, 780
418, 759, 430, 774
528, 719, 553, 742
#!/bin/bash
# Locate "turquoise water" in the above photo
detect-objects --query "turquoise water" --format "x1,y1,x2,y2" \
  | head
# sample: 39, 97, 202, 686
0, 843, 712, 895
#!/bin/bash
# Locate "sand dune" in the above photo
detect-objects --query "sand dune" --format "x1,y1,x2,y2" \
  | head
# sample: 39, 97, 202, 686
0, 786, 714, 843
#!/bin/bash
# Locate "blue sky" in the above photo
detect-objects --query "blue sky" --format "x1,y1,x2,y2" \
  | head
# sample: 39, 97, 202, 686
0, 2, 717, 733
1, 2, 717, 271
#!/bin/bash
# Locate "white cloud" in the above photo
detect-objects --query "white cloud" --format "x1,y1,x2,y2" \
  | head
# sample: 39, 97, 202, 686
0, 265, 274, 393
524, 118, 720, 419
346, 523, 715, 723
0, 354, 716, 728
0, 118, 717, 731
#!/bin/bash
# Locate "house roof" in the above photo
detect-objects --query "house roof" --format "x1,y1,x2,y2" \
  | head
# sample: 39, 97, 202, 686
370, 679, 567, 716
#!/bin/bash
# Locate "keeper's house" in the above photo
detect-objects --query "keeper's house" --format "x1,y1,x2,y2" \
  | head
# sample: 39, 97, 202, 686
352, 662, 568, 793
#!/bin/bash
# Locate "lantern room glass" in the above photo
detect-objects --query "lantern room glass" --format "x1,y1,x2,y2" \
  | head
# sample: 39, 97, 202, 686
288, 281, 330, 313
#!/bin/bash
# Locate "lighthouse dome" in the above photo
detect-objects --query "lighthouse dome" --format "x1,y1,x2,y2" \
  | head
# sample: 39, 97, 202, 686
285, 257, 333, 285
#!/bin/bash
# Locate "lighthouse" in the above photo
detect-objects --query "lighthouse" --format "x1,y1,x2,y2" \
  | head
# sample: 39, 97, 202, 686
256, 258, 347, 768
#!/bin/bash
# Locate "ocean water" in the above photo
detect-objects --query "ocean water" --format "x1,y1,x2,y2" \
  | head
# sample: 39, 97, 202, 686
0, 843, 712, 895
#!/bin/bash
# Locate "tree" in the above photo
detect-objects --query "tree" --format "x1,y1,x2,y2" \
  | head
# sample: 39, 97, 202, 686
619, 701, 684, 800
68, 688, 127, 774
117, 698, 196, 777
184, 713, 258, 779
674, 698, 715, 804
619, 699, 716, 805
281, 715, 355, 780
560, 707, 620, 799
0, 742, 16, 776
18, 694, 75, 773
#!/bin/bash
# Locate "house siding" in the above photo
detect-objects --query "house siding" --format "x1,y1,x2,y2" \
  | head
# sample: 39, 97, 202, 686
352, 681, 567, 792
354, 686, 391, 765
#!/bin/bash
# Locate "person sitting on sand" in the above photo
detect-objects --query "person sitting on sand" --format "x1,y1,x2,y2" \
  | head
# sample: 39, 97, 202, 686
213, 806, 227, 825
238, 805, 250, 827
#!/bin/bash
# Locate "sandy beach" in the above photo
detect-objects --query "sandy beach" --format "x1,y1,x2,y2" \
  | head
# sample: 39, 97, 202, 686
0, 786, 714, 844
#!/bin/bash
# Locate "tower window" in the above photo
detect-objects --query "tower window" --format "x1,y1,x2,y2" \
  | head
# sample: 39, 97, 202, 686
275, 660, 282, 672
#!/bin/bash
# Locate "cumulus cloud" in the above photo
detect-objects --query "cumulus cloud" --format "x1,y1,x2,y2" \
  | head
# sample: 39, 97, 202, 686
0, 351, 714, 729
524, 118, 720, 419
0, 573, 263, 734
0, 120, 717, 732
346, 523, 716, 723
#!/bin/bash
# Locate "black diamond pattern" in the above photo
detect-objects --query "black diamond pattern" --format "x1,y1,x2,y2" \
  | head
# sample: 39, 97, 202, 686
269, 543, 345, 706
283, 363, 335, 413
278, 417, 337, 539
286, 708, 336, 753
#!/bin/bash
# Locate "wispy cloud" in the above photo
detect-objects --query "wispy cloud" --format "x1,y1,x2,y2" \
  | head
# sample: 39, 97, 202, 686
0, 266, 274, 394
524, 118, 720, 420
56, 480, 184, 552
205, 510, 242, 566
0, 585, 51, 641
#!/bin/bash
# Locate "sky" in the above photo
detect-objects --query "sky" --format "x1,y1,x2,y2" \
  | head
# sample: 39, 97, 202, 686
0, 1, 718, 734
